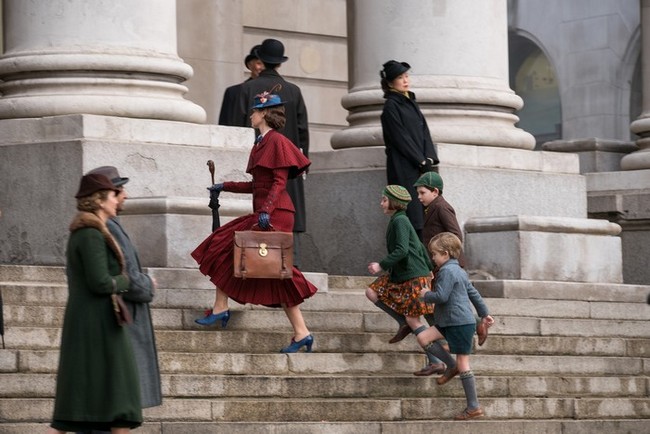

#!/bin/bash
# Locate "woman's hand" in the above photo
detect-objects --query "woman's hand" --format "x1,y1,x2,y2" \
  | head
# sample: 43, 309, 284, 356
418, 288, 430, 299
367, 262, 382, 275
258, 212, 271, 229
207, 183, 224, 193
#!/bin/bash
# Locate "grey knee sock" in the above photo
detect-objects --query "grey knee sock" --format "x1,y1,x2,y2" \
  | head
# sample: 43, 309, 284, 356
424, 341, 456, 368
374, 301, 407, 326
413, 326, 442, 364
412, 325, 426, 335
460, 371, 479, 409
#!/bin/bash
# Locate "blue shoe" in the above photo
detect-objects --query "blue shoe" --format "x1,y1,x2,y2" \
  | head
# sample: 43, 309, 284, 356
195, 309, 230, 327
280, 334, 313, 353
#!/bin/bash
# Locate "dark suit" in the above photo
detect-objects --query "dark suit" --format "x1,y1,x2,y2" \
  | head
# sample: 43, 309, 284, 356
236, 69, 309, 233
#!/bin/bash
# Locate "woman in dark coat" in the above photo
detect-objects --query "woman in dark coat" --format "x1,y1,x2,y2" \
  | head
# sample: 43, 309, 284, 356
48, 174, 142, 434
380, 60, 439, 240
192, 90, 318, 353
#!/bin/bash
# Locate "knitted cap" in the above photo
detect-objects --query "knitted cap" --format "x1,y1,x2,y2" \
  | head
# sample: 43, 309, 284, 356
414, 172, 443, 193
382, 185, 411, 205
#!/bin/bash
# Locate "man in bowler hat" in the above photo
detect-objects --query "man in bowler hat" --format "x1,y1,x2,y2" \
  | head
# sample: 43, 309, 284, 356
218, 44, 264, 126
236, 38, 310, 267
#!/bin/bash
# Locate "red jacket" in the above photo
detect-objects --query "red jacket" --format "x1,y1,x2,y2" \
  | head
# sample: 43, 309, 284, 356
224, 129, 310, 217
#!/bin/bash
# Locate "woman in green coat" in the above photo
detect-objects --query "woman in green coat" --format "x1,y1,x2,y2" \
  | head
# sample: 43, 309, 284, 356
48, 174, 142, 434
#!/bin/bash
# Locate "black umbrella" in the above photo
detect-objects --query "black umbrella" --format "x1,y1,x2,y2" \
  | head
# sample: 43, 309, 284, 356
0, 288, 5, 349
207, 160, 221, 231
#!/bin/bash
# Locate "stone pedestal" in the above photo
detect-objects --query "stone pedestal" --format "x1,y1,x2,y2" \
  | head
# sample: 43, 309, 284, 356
464, 216, 622, 283
0, 115, 253, 267
302, 144, 586, 276
543, 138, 638, 173
587, 170, 650, 284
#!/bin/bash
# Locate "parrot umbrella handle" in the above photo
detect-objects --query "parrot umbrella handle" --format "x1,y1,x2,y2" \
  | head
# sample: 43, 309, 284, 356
207, 160, 221, 231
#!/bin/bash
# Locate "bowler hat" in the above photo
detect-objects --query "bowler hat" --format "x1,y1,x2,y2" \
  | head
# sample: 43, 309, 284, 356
380, 60, 411, 81
87, 166, 129, 187
414, 172, 443, 193
75, 174, 121, 198
244, 44, 261, 68
251, 90, 286, 110
255, 39, 288, 64
382, 185, 411, 205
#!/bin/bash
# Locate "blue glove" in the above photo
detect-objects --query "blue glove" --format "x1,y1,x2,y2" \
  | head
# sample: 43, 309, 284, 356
258, 212, 270, 229
207, 183, 224, 193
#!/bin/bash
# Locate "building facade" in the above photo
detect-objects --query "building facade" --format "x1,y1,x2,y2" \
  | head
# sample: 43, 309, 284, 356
0, 0, 647, 283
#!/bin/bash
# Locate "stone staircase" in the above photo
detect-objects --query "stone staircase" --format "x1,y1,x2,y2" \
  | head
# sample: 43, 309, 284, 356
0, 264, 649, 433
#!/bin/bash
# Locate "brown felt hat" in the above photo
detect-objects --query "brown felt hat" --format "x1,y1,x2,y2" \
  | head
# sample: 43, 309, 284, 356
87, 166, 129, 187
75, 174, 121, 198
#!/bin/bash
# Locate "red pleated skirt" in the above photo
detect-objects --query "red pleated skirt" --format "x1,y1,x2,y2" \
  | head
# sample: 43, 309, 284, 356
191, 212, 318, 307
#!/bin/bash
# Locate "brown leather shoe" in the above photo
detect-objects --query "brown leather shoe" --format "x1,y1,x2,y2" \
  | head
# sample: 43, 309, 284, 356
477, 320, 488, 346
388, 324, 411, 344
436, 365, 459, 385
413, 363, 446, 376
454, 407, 484, 420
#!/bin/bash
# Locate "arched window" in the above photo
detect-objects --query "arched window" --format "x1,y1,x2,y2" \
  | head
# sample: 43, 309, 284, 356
509, 34, 561, 149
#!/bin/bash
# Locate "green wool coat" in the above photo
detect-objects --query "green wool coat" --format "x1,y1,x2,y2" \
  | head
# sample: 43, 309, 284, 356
379, 210, 434, 282
51, 212, 142, 431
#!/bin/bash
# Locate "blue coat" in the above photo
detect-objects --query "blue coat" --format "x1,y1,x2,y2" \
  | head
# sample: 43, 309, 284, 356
423, 258, 489, 327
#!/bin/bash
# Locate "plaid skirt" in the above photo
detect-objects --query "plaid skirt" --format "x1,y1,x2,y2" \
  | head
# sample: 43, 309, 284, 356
369, 275, 434, 317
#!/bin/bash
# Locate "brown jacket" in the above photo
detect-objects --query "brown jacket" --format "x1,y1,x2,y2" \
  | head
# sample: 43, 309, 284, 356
422, 195, 466, 268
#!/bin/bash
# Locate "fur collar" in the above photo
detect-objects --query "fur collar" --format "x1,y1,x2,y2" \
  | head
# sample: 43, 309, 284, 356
69, 212, 125, 272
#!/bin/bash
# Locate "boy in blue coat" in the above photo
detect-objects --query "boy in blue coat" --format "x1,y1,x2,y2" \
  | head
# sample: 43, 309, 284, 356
417, 232, 494, 420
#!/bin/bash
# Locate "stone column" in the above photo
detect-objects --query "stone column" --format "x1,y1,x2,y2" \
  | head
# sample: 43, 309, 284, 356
0, 0, 205, 123
331, 0, 534, 150
626, 0, 650, 170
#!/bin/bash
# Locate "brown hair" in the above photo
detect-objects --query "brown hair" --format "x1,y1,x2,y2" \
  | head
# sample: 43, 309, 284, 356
385, 197, 407, 211
428, 232, 462, 259
76, 190, 110, 213
262, 105, 286, 130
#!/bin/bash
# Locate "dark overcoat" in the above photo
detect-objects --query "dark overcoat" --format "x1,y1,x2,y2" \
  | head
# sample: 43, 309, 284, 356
381, 90, 439, 233
51, 212, 141, 431
236, 68, 310, 232
108, 218, 162, 409
218, 77, 253, 126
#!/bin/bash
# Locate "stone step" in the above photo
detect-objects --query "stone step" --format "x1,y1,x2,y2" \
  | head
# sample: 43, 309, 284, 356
1, 397, 649, 422
1, 348, 645, 377
0, 265, 66, 284
0, 264, 328, 292
3, 264, 649, 304
2, 419, 649, 434
1, 372, 647, 400
474, 279, 650, 303
152, 330, 649, 357
3, 420, 650, 434
3, 320, 650, 354
3, 280, 649, 325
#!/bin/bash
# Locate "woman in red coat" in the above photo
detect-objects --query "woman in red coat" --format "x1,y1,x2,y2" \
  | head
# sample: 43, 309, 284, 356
192, 90, 317, 353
